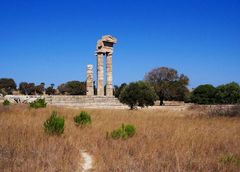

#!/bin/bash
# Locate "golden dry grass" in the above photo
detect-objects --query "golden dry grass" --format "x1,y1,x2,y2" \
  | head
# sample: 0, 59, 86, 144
1, 104, 240, 172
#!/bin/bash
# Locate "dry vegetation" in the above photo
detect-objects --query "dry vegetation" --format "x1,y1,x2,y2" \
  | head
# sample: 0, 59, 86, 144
1, 104, 240, 172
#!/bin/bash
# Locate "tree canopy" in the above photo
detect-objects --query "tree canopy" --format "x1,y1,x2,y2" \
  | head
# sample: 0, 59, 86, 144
0, 78, 17, 95
45, 84, 56, 95
215, 82, 240, 104
190, 82, 240, 105
114, 83, 127, 98
190, 84, 217, 104
119, 81, 157, 109
58, 81, 86, 95
144, 67, 189, 105
19, 82, 36, 95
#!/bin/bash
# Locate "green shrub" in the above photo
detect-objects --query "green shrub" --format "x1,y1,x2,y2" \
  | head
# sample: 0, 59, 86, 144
114, 83, 127, 98
111, 127, 125, 139
190, 84, 217, 104
124, 124, 136, 137
30, 98, 47, 109
111, 124, 136, 139
43, 111, 65, 135
74, 111, 91, 126
3, 99, 10, 106
215, 82, 240, 104
119, 81, 157, 109
190, 82, 240, 105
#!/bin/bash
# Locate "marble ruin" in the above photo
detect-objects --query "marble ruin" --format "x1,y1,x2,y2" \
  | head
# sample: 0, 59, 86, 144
96, 35, 117, 96
86, 64, 94, 96
86, 35, 117, 97
3, 35, 123, 108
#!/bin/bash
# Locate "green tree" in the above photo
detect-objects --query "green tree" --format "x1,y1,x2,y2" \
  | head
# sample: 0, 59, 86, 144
190, 84, 217, 104
215, 82, 240, 104
0, 78, 17, 95
19, 82, 35, 95
144, 67, 189, 105
168, 81, 190, 101
119, 81, 157, 110
57, 83, 67, 95
58, 81, 86, 95
35, 83, 45, 95
46, 84, 56, 95
114, 83, 127, 98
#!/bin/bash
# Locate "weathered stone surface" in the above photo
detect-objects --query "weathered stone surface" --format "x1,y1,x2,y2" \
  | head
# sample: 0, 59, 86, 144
106, 53, 113, 96
97, 53, 104, 96
96, 35, 117, 54
96, 35, 117, 97
86, 64, 94, 96
2, 95, 126, 108
46, 95, 126, 108
4, 95, 42, 103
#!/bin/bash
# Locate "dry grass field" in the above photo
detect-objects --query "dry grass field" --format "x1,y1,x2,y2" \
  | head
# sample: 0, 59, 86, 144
1, 104, 240, 172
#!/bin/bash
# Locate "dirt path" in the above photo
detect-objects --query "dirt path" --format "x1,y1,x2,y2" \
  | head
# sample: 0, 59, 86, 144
80, 150, 93, 172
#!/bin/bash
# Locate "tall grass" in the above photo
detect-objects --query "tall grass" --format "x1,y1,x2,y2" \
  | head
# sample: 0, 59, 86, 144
0, 105, 240, 171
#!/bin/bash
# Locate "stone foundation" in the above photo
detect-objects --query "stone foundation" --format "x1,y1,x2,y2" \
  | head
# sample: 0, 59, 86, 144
2, 95, 126, 108
45, 95, 126, 108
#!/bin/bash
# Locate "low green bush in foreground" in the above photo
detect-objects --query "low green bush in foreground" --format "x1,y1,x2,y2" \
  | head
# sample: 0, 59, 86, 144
30, 98, 47, 109
74, 111, 91, 126
3, 99, 10, 106
43, 111, 65, 135
111, 124, 136, 139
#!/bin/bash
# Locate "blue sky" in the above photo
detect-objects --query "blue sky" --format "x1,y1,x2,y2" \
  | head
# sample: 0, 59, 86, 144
0, 0, 239, 88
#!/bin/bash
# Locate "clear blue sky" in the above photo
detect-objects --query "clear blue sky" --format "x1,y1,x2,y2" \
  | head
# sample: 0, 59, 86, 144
0, 0, 239, 88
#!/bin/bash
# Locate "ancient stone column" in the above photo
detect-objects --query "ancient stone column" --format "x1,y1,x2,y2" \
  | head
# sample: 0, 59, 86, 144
97, 53, 104, 96
86, 64, 94, 96
96, 35, 117, 97
106, 53, 113, 96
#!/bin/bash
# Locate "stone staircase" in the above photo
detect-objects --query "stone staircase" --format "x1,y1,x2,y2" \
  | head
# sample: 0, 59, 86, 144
45, 96, 127, 108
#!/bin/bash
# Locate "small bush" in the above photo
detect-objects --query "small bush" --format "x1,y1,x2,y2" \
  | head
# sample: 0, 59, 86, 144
43, 111, 65, 135
111, 128, 125, 139
124, 124, 136, 137
74, 111, 91, 126
3, 100, 10, 106
30, 98, 47, 109
111, 124, 136, 139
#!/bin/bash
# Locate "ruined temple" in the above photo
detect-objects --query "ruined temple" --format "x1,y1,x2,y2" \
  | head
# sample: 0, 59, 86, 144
87, 35, 117, 97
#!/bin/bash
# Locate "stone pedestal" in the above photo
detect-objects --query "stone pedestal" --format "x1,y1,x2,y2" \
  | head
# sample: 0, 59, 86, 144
86, 64, 94, 96
106, 53, 113, 96
97, 53, 104, 96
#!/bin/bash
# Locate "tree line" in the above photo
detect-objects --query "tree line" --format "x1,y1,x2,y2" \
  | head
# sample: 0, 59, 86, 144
190, 82, 240, 104
115, 67, 240, 108
115, 67, 190, 109
0, 79, 86, 96
1, 66, 239, 109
